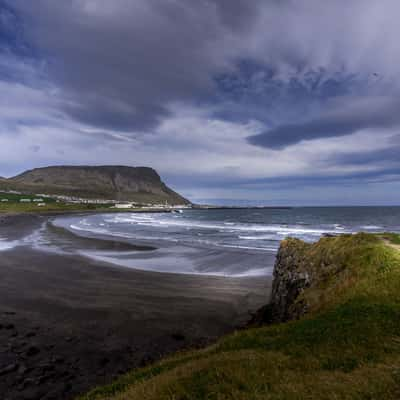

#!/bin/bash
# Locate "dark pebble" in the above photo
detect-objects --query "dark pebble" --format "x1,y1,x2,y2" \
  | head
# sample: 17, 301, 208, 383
99, 357, 109, 366
63, 382, 72, 393
171, 332, 185, 341
0, 363, 18, 376
52, 356, 65, 364
17, 364, 28, 375
26, 346, 40, 357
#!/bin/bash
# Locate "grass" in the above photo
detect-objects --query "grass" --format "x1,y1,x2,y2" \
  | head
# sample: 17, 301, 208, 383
0, 191, 56, 202
78, 232, 400, 400
0, 201, 115, 213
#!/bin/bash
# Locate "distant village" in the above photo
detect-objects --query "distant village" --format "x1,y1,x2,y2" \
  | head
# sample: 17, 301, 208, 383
0, 190, 191, 210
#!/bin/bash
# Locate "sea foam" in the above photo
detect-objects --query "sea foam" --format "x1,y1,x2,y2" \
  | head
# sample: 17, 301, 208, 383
0, 238, 19, 251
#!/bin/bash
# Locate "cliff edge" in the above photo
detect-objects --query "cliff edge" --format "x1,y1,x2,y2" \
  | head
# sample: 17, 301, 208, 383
256, 232, 400, 324
80, 232, 400, 400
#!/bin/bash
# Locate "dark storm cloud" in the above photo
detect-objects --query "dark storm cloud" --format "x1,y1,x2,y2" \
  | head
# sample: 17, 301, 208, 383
5, 0, 400, 138
2, 0, 400, 205
325, 137, 400, 167
7, 0, 261, 131
0, 0, 22, 51
248, 97, 400, 149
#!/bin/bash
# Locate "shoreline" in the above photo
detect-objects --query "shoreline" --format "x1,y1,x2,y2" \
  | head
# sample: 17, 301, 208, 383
48, 213, 275, 277
0, 207, 175, 217
0, 213, 271, 400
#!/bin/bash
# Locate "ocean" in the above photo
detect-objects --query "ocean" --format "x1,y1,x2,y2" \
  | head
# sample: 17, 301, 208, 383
48, 206, 400, 277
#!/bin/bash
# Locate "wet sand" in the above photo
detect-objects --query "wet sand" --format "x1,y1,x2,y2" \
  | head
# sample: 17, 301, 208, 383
0, 214, 272, 400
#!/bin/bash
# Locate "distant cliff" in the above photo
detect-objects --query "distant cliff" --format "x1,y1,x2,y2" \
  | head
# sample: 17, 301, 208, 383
0, 165, 190, 205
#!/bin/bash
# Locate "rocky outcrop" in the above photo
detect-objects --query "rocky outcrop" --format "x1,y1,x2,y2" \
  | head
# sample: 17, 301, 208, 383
0, 165, 190, 205
254, 234, 365, 324
268, 238, 312, 322
251, 238, 312, 324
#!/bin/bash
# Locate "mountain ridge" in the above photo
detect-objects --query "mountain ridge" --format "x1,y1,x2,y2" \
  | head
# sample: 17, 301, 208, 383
0, 165, 189, 205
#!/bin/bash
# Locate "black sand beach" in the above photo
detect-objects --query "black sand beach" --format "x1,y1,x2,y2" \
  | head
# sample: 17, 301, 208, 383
0, 214, 271, 400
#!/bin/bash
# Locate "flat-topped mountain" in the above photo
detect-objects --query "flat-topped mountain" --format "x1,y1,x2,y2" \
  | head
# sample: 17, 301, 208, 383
0, 165, 189, 204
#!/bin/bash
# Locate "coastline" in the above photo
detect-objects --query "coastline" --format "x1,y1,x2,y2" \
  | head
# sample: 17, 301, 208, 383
0, 213, 271, 400
86, 232, 400, 400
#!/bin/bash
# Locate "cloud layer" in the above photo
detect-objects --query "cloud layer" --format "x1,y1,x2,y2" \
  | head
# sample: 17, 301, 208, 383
1, 0, 400, 204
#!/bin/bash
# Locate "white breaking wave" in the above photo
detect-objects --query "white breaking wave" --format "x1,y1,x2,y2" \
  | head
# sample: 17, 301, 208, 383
78, 249, 271, 277
103, 213, 348, 236
0, 238, 19, 251
58, 212, 357, 256
231, 266, 274, 277
360, 225, 383, 230
239, 235, 280, 240
70, 224, 109, 235
48, 209, 400, 278
220, 244, 277, 251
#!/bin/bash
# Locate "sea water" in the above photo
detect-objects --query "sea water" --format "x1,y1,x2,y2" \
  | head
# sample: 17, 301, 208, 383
50, 207, 400, 277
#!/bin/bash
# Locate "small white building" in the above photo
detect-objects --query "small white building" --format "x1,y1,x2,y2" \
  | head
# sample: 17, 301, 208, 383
33, 198, 44, 202
114, 203, 133, 209
1, 199, 8, 202
37, 203, 46, 207
20, 198, 32, 203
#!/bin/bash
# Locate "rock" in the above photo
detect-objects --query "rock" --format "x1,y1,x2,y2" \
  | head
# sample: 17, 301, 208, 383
253, 234, 361, 325
266, 239, 312, 322
39, 362, 55, 373
38, 373, 53, 384
26, 346, 40, 357
17, 364, 28, 375
52, 356, 65, 364
19, 386, 46, 400
22, 377, 35, 387
171, 332, 185, 341
99, 356, 110, 366
139, 355, 154, 367
62, 382, 72, 393
0, 363, 18, 376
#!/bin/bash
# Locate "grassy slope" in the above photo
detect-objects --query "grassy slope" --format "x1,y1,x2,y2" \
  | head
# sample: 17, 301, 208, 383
79, 233, 400, 400
0, 193, 179, 214
0, 192, 172, 213
0, 202, 115, 213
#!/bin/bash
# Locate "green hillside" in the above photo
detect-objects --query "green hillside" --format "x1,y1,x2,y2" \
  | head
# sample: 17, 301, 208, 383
79, 233, 400, 400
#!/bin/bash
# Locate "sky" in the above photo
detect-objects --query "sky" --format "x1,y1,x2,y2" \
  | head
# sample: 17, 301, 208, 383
0, 0, 400, 206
